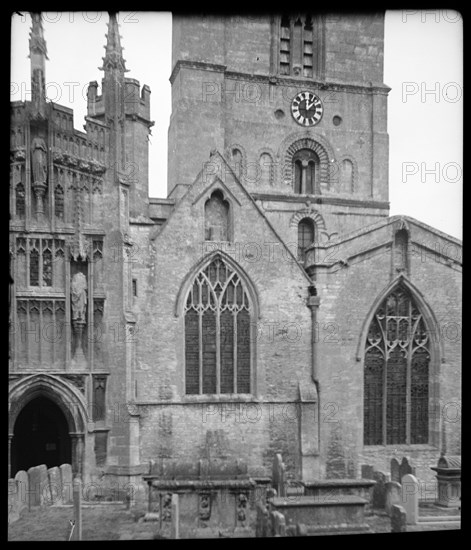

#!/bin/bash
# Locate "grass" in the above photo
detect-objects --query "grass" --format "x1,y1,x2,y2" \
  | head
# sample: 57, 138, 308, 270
8, 502, 153, 541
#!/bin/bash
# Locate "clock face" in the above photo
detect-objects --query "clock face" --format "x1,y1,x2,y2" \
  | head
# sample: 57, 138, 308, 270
291, 91, 323, 127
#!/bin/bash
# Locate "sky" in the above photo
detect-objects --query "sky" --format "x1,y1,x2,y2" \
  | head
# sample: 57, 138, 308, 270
10, 10, 462, 239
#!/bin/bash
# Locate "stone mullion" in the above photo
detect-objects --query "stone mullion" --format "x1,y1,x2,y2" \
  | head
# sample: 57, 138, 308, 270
11, 174, 16, 219
51, 299, 56, 367
216, 304, 221, 394
25, 124, 31, 231
38, 238, 43, 288
11, 246, 17, 367
88, 254, 94, 371
382, 322, 388, 446
26, 238, 30, 287
198, 309, 203, 395
65, 256, 71, 369
233, 310, 238, 394
26, 301, 30, 365
405, 305, 413, 445
39, 302, 43, 366
301, 165, 307, 194
90, 178, 94, 224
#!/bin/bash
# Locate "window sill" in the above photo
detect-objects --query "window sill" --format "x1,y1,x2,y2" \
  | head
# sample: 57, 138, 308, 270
363, 444, 438, 452
181, 393, 257, 404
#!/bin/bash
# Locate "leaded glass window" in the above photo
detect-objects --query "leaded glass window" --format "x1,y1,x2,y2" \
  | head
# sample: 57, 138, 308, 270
298, 218, 315, 262
184, 256, 252, 395
364, 285, 430, 445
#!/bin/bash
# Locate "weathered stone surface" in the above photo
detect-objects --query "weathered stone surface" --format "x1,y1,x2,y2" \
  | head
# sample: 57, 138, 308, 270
401, 474, 419, 525
372, 471, 390, 508
271, 511, 286, 537
60, 464, 73, 504
170, 494, 179, 539
8, 479, 20, 524
255, 503, 268, 537
385, 481, 401, 517
391, 504, 407, 532
361, 464, 375, 479
14, 470, 28, 514
9, 14, 462, 491
47, 467, 62, 505
400, 457, 415, 481
27, 464, 49, 506
390, 458, 401, 483
272, 454, 286, 498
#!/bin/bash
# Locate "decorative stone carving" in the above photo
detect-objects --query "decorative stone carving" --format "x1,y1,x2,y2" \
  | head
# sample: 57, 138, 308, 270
64, 374, 86, 394
71, 272, 87, 322
199, 493, 211, 520
31, 137, 47, 184
237, 492, 248, 522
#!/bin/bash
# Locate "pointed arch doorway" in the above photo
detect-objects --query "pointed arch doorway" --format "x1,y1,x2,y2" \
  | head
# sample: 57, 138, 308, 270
11, 396, 72, 475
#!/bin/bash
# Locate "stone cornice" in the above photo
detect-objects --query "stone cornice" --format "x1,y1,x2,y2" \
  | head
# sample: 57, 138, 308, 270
170, 59, 227, 84
251, 192, 390, 210
169, 59, 391, 96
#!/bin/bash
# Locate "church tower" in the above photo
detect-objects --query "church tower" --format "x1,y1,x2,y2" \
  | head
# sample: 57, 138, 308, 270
168, 13, 390, 249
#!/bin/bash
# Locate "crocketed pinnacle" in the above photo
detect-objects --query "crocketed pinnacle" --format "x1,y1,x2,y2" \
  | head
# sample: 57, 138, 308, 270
99, 12, 128, 72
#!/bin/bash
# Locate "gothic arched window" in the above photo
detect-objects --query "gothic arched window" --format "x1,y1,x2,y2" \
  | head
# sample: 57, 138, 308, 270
364, 285, 430, 446
293, 149, 319, 194
184, 256, 252, 395
204, 190, 230, 241
298, 218, 315, 262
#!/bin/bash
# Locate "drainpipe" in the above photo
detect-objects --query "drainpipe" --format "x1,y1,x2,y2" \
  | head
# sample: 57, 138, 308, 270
307, 280, 321, 453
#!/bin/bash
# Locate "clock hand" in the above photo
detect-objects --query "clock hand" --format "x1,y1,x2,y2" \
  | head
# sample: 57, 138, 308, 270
305, 99, 313, 111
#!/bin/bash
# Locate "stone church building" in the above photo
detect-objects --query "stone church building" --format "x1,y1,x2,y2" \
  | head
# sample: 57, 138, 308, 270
9, 13, 461, 491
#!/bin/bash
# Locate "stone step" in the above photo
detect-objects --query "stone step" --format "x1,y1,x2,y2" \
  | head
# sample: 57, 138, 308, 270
409, 522, 460, 531
419, 516, 460, 523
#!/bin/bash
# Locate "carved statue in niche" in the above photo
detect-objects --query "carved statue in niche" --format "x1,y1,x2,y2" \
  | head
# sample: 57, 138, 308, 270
71, 272, 87, 322
31, 137, 48, 184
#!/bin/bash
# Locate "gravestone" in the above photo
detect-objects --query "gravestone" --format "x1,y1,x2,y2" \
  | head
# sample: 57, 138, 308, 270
399, 457, 415, 481
385, 481, 401, 517
372, 471, 390, 508
27, 464, 49, 506
272, 454, 286, 498
255, 503, 269, 537
390, 458, 400, 483
273, 511, 286, 536
47, 467, 62, 505
296, 523, 308, 536
14, 470, 28, 513
170, 494, 179, 539
60, 464, 73, 504
361, 464, 375, 479
8, 479, 20, 523
269, 511, 286, 537
391, 504, 407, 533
73, 477, 82, 540
401, 474, 419, 525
